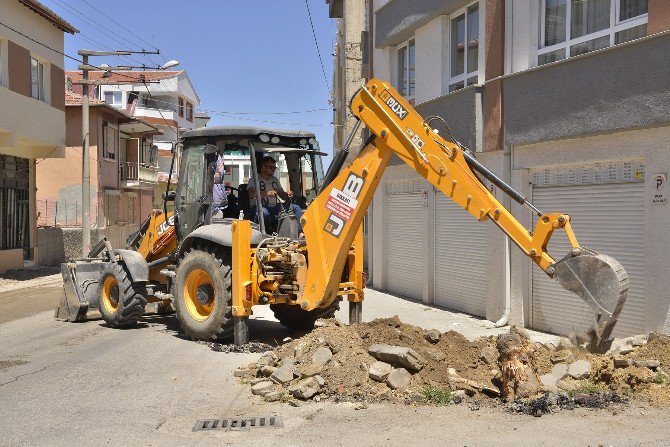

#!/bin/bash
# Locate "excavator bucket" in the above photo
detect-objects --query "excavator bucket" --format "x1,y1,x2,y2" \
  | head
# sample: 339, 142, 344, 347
552, 249, 628, 352
54, 260, 105, 322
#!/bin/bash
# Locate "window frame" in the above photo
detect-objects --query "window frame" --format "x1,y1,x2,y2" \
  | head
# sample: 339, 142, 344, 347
447, 1, 481, 93
178, 96, 184, 117
30, 57, 45, 101
104, 90, 124, 108
538, 0, 648, 66
102, 123, 119, 161
397, 38, 416, 101
185, 101, 193, 122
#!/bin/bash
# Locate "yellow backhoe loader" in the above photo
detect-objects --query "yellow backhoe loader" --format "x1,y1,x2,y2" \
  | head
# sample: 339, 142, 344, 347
58, 79, 628, 352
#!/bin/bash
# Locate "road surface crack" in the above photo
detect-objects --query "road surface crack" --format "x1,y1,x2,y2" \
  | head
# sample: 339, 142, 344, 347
0, 365, 52, 387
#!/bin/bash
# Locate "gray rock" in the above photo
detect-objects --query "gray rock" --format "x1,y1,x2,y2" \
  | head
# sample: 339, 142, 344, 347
311, 347, 333, 365
288, 377, 321, 400
263, 391, 284, 402
633, 359, 660, 369
616, 345, 634, 355
540, 373, 558, 388
314, 375, 326, 387
270, 360, 296, 384
425, 329, 441, 344
251, 378, 268, 385
368, 344, 425, 372
256, 352, 278, 369
613, 356, 632, 368
551, 363, 568, 380
386, 368, 412, 390
233, 368, 246, 377
452, 390, 466, 404
251, 381, 274, 396
479, 346, 498, 365
568, 360, 591, 379
632, 334, 647, 347
368, 361, 393, 382
551, 350, 574, 364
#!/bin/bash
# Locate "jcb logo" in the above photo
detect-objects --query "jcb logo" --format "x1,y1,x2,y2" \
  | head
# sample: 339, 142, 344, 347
380, 89, 408, 120
157, 215, 175, 237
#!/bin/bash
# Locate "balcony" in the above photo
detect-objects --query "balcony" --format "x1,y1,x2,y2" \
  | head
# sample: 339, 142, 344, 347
121, 162, 158, 188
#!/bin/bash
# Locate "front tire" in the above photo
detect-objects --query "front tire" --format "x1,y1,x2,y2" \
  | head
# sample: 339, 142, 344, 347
174, 247, 233, 340
98, 263, 147, 327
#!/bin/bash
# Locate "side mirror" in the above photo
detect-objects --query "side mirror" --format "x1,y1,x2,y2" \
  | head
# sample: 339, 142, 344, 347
163, 190, 176, 201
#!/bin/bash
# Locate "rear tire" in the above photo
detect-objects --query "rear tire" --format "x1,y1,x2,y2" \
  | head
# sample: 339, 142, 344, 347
174, 247, 233, 340
271, 299, 341, 330
98, 263, 147, 327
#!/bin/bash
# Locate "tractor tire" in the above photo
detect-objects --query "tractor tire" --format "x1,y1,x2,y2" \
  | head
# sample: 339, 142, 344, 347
98, 263, 147, 327
270, 298, 341, 331
174, 247, 233, 340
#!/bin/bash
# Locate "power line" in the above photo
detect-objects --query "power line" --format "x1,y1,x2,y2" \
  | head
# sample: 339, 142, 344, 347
304, 0, 330, 93
0, 20, 81, 63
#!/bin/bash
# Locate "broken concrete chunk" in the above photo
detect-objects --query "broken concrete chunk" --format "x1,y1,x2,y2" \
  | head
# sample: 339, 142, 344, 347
613, 356, 632, 368
251, 381, 274, 396
551, 350, 574, 364
568, 360, 591, 379
256, 352, 278, 369
479, 346, 498, 365
314, 375, 326, 387
425, 329, 441, 344
558, 337, 574, 350
386, 368, 412, 390
631, 334, 647, 347
288, 377, 321, 400
551, 363, 568, 380
294, 342, 309, 358
556, 377, 580, 392
311, 347, 333, 365
270, 360, 296, 384
540, 373, 558, 389
633, 359, 660, 369
301, 364, 324, 377
426, 348, 446, 362
368, 361, 393, 382
368, 344, 425, 372
233, 368, 246, 377
260, 365, 277, 377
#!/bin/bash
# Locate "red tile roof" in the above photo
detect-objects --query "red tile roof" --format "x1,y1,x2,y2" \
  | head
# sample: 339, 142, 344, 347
66, 70, 183, 83
65, 90, 104, 106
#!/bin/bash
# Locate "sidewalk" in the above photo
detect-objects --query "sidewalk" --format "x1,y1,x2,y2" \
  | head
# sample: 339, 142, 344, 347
331, 287, 562, 345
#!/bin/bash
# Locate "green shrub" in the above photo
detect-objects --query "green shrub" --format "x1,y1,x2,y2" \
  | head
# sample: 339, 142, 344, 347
421, 385, 453, 405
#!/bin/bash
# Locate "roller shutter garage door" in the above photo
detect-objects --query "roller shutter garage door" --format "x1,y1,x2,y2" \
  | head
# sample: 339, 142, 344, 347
530, 182, 645, 337
433, 195, 488, 317
385, 190, 424, 301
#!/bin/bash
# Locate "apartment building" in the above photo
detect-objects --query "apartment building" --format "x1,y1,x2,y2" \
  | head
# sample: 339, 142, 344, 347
366, 0, 670, 337
0, 0, 77, 272
36, 89, 159, 251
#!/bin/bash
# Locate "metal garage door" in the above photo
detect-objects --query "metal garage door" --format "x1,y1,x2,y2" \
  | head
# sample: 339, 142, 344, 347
433, 194, 488, 316
530, 182, 645, 337
385, 190, 424, 301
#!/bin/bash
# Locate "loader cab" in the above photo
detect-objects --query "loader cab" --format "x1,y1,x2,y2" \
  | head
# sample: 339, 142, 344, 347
175, 126, 326, 240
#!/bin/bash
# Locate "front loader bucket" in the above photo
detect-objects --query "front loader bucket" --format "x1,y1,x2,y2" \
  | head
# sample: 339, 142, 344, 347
55, 260, 106, 322
552, 249, 628, 351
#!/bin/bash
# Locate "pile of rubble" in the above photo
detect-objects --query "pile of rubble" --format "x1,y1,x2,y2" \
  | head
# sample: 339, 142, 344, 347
233, 316, 670, 412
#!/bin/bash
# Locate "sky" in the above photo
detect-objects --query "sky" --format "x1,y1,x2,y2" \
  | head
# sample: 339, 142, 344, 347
40, 0, 337, 157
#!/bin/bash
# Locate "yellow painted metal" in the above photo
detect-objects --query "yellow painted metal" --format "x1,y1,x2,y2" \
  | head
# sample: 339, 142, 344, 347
231, 220, 253, 317
183, 268, 214, 321
101, 274, 118, 313
347, 226, 365, 303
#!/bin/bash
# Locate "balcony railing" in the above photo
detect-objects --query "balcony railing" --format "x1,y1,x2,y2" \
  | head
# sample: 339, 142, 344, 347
121, 162, 158, 186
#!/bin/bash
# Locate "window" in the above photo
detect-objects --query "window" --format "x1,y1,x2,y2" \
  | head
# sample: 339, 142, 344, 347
102, 124, 118, 160
178, 96, 184, 117
397, 39, 415, 99
125, 195, 136, 224
449, 3, 480, 93
104, 91, 123, 108
30, 57, 44, 101
186, 102, 193, 121
539, 0, 648, 65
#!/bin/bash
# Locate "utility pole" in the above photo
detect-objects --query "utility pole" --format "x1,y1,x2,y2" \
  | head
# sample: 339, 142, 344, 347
75, 50, 177, 257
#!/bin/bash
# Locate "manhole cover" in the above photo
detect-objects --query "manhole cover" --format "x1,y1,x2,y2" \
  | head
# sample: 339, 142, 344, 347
193, 416, 282, 432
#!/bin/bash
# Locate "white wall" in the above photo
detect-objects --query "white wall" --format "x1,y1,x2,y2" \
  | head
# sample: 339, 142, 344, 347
507, 0, 538, 74
414, 16, 447, 104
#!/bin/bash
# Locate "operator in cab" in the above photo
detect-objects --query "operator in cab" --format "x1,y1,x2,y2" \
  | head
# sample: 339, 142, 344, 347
247, 155, 303, 231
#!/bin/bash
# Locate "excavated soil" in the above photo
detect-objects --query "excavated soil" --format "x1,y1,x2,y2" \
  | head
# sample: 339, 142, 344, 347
237, 316, 670, 411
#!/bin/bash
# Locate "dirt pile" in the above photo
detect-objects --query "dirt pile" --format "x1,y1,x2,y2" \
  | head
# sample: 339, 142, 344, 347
235, 316, 670, 411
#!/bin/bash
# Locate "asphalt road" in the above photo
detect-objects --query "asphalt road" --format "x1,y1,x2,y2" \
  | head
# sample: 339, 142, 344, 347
0, 283, 62, 325
1, 285, 670, 446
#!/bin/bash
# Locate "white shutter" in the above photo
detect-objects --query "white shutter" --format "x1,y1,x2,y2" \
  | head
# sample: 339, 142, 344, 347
433, 194, 488, 317
530, 182, 645, 337
385, 192, 424, 301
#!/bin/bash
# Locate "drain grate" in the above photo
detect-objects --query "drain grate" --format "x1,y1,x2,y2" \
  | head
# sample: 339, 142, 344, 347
193, 416, 282, 432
